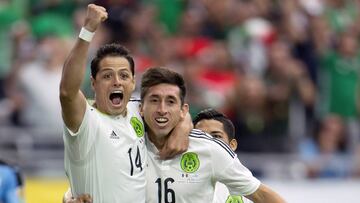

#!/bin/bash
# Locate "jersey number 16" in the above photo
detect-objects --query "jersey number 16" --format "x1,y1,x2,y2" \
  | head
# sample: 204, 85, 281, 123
156, 177, 176, 203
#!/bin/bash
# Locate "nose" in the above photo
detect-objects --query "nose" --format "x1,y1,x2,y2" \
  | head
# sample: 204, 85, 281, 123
113, 75, 122, 87
157, 101, 167, 115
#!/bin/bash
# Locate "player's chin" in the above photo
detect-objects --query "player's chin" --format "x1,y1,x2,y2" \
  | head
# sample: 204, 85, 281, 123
108, 104, 126, 115
156, 128, 172, 138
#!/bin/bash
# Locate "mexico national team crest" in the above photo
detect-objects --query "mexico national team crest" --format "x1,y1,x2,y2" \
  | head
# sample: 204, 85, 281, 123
130, 117, 144, 137
226, 195, 244, 203
180, 152, 200, 173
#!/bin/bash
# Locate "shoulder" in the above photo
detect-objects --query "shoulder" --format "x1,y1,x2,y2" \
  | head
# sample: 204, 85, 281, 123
129, 97, 141, 103
189, 129, 213, 141
189, 129, 236, 159
85, 101, 101, 118
127, 98, 141, 111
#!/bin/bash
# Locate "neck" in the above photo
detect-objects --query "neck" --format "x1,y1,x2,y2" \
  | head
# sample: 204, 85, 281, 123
148, 132, 168, 150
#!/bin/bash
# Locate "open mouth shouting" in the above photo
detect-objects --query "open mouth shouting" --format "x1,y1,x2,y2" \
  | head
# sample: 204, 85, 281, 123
109, 90, 124, 107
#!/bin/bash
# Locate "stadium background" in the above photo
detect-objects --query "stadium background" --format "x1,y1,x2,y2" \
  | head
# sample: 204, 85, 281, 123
1, 0, 360, 202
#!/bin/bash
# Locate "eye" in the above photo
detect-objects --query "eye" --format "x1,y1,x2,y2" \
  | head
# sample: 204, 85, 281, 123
119, 72, 130, 80
211, 134, 222, 139
167, 98, 177, 105
150, 98, 158, 103
103, 73, 112, 79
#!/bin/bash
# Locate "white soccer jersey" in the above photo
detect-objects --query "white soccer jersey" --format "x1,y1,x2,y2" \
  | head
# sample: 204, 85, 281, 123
213, 182, 253, 203
146, 129, 260, 203
63, 100, 146, 203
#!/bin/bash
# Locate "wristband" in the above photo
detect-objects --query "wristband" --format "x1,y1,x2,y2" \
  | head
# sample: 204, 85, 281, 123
79, 27, 95, 42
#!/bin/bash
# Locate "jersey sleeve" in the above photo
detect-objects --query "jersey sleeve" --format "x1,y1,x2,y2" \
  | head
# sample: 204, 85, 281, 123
63, 102, 98, 161
212, 142, 261, 196
128, 98, 141, 114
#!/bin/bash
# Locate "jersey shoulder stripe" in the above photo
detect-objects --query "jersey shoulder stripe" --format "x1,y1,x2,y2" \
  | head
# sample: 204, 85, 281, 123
129, 98, 141, 102
190, 129, 236, 158
192, 129, 213, 139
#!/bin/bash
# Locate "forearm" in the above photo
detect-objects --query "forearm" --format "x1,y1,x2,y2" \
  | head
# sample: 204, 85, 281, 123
60, 3, 106, 99
60, 39, 90, 99
246, 184, 286, 203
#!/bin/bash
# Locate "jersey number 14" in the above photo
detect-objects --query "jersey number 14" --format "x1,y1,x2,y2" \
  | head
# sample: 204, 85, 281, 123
128, 146, 143, 176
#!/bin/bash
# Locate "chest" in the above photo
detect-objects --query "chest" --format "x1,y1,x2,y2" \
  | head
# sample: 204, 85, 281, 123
146, 151, 215, 203
96, 115, 146, 176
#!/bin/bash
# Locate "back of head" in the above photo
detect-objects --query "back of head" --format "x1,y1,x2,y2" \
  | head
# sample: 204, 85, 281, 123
140, 67, 186, 104
193, 108, 236, 140
90, 43, 135, 78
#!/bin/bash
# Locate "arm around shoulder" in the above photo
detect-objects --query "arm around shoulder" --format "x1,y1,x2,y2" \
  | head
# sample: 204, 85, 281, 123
159, 109, 192, 159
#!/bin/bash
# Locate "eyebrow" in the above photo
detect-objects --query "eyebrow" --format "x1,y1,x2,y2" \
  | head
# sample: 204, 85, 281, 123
210, 130, 224, 135
99, 68, 113, 73
148, 94, 160, 97
148, 94, 178, 100
166, 95, 178, 101
99, 68, 130, 73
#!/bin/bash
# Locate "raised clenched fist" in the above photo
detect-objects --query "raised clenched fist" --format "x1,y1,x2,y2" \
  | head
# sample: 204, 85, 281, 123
83, 4, 108, 32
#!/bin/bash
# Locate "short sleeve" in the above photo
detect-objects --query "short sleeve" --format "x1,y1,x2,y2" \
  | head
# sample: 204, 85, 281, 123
63, 102, 98, 161
212, 142, 260, 196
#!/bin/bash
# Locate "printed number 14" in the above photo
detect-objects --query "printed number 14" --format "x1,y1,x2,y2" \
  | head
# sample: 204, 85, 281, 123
128, 146, 143, 176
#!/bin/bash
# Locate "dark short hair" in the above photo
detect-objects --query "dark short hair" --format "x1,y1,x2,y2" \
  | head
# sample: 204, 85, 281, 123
90, 43, 135, 78
140, 67, 186, 105
193, 108, 235, 140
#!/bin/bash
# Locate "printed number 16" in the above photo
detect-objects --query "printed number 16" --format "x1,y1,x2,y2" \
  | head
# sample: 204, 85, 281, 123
156, 177, 176, 203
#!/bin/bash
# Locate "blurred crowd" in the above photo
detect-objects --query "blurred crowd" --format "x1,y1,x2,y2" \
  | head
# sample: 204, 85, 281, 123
1, 0, 360, 179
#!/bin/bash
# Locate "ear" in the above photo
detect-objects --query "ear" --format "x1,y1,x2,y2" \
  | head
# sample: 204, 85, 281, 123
90, 76, 95, 91
130, 75, 136, 92
139, 103, 144, 117
180, 103, 189, 119
229, 139, 238, 151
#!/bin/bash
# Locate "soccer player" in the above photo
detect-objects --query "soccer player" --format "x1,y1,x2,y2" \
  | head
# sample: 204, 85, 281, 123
0, 160, 24, 203
193, 108, 252, 203
142, 67, 286, 203
64, 67, 285, 203
60, 4, 190, 202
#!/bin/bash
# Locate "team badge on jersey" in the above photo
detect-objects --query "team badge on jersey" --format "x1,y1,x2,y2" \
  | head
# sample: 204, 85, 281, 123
226, 195, 244, 203
130, 117, 144, 137
180, 152, 200, 173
